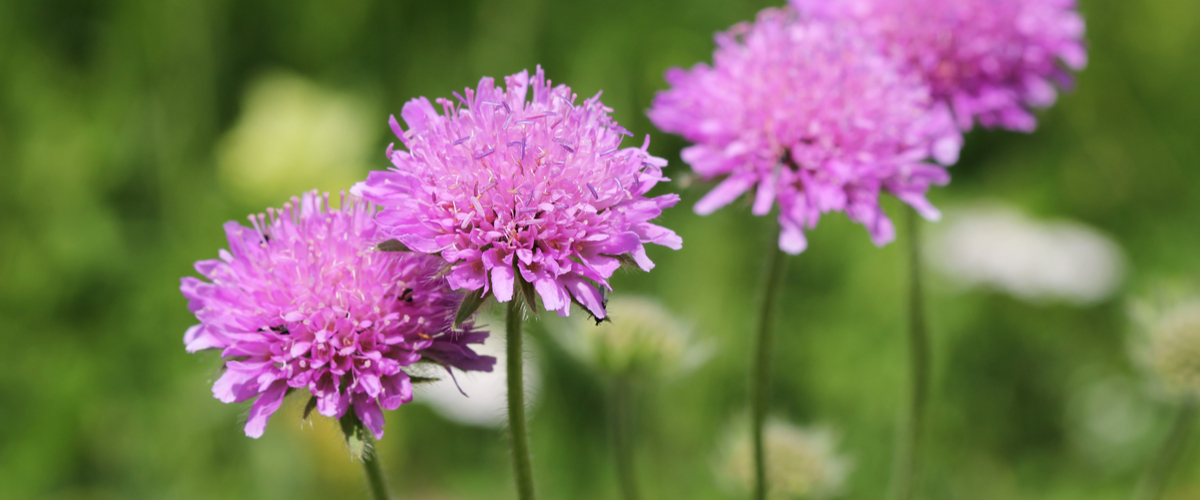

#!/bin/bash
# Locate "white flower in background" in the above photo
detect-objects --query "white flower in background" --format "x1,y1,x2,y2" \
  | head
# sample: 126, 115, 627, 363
1145, 302, 1200, 396
1130, 293, 1200, 397
927, 204, 1125, 305
217, 70, 376, 205
717, 419, 851, 500
413, 315, 540, 428
553, 296, 710, 379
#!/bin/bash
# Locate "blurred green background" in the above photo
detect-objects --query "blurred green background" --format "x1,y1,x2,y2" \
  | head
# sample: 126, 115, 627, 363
2, 0, 1199, 499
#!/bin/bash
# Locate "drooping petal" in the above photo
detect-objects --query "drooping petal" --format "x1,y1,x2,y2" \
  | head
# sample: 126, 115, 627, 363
353, 393, 387, 439
379, 372, 414, 411
244, 380, 288, 439
562, 275, 607, 319
694, 174, 757, 216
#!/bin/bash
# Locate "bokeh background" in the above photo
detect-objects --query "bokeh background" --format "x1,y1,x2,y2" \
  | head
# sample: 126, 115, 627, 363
2, 0, 1199, 498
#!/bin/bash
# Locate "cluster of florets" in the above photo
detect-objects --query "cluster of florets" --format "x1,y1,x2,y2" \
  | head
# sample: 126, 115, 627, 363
553, 296, 709, 379
353, 67, 681, 318
793, 0, 1087, 132
649, 8, 961, 252
718, 420, 851, 500
1145, 300, 1200, 396
181, 192, 494, 438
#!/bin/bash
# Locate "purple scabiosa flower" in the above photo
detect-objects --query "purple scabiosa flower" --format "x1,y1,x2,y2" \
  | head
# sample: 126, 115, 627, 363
352, 67, 682, 320
181, 191, 495, 439
648, 8, 961, 253
793, 0, 1087, 132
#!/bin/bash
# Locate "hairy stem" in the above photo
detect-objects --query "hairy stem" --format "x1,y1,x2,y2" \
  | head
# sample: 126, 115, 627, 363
1133, 396, 1198, 500
888, 206, 930, 500
339, 411, 389, 500
507, 298, 536, 500
751, 230, 789, 500
361, 446, 390, 500
612, 375, 641, 500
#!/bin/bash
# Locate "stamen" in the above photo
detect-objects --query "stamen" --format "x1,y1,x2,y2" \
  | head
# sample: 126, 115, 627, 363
554, 138, 576, 153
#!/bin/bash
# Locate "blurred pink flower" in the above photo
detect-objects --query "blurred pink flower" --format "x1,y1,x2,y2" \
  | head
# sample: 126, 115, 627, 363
181, 191, 494, 439
353, 67, 681, 319
793, 0, 1087, 132
649, 8, 960, 253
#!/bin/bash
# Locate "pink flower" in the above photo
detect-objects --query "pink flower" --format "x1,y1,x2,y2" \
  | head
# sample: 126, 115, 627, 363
181, 191, 495, 439
353, 67, 682, 320
793, 0, 1087, 132
648, 8, 960, 253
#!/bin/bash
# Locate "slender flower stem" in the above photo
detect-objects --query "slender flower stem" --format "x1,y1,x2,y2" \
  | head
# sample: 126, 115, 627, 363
339, 411, 390, 500
1133, 395, 1198, 500
612, 375, 641, 500
888, 206, 930, 500
361, 446, 390, 500
507, 298, 536, 500
751, 228, 789, 500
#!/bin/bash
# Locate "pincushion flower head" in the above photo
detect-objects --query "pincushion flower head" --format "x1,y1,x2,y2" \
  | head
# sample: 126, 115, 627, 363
649, 8, 961, 253
792, 0, 1087, 132
1131, 294, 1200, 397
181, 191, 495, 439
555, 296, 710, 379
718, 419, 852, 500
353, 67, 682, 319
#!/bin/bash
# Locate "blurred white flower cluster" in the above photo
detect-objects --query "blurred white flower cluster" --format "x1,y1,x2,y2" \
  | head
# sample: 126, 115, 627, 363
1130, 291, 1200, 397
927, 204, 1125, 305
555, 297, 710, 380
717, 419, 851, 500
217, 71, 377, 206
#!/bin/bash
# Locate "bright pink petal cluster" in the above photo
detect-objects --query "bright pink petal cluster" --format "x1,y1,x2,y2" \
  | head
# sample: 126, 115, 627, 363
181, 191, 495, 439
649, 8, 961, 253
793, 0, 1087, 132
353, 67, 682, 319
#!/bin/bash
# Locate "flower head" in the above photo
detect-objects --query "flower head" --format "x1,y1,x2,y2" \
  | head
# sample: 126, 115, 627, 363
649, 8, 960, 253
718, 419, 852, 500
793, 0, 1087, 132
1131, 295, 1200, 397
353, 67, 682, 319
181, 191, 495, 439
555, 296, 708, 378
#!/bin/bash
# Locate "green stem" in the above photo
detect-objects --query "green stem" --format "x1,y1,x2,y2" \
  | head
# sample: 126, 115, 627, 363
751, 230, 789, 500
612, 375, 641, 500
507, 298, 536, 500
888, 206, 930, 500
1133, 396, 1198, 500
339, 411, 389, 500
361, 446, 390, 500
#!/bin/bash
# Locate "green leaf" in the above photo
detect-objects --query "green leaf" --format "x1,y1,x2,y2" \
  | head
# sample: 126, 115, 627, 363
408, 376, 440, 385
338, 412, 367, 461
302, 395, 318, 421
517, 272, 537, 314
614, 253, 639, 269
455, 288, 487, 327
375, 239, 411, 252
